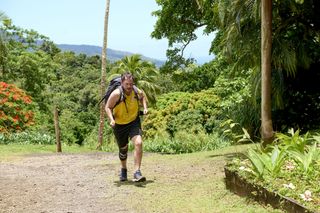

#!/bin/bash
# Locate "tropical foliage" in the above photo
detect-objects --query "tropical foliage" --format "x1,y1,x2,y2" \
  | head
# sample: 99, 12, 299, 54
152, 0, 320, 136
1, 2, 320, 212
1, 1, 320, 152
110, 54, 161, 104
0, 82, 34, 132
0, 131, 54, 145
226, 129, 320, 211
143, 89, 221, 139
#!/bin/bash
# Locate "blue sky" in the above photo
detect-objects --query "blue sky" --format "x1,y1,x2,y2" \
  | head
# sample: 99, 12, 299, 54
1, 0, 215, 62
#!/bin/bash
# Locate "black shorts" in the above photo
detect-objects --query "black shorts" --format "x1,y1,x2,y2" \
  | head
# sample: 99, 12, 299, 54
113, 117, 142, 148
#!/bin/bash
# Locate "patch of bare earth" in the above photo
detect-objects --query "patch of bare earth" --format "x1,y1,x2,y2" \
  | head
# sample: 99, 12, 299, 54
0, 152, 142, 213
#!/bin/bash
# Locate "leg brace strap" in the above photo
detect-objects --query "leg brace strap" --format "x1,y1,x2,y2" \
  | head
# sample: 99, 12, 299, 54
119, 145, 128, 161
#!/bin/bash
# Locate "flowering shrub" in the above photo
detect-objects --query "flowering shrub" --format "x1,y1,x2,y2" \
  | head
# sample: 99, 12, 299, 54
0, 82, 34, 132
225, 129, 320, 211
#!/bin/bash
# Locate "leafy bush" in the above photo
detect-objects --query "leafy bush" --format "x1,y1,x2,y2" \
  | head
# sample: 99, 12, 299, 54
226, 129, 320, 211
213, 71, 260, 139
170, 61, 221, 92
144, 130, 230, 154
287, 143, 319, 176
143, 89, 220, 139
247, 145, 287, 179
238, 129, 319, 180
0, 82, 35, 132
143, 84, 256, 153
275, 129, 311, 152
166, 110, 203, 137
0, 131, 55, 145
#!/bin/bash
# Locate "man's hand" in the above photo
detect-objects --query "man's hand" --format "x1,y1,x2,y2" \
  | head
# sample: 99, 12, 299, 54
143, 108, 148, 115
110, 120, 115, 127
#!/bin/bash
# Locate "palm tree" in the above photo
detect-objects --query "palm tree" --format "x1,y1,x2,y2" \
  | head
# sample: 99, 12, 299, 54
261, 0, 274, 145
97, 0, 110, 150
214, 0, 274, 143
110, 54, 161, 104
215, 0, 314, 143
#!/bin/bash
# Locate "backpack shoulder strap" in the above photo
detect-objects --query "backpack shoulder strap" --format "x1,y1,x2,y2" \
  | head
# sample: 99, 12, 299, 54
133, 86, 142, 100
115, 86, 140, 106
115, 86, 124, 106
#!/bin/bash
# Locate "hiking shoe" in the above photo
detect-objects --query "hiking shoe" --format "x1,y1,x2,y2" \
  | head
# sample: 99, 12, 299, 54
119, 168, 127, 181
133, 170, 146, 182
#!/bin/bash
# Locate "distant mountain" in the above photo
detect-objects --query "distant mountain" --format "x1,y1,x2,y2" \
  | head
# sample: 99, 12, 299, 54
57, 44, 165, 67
195, 55, 215, 65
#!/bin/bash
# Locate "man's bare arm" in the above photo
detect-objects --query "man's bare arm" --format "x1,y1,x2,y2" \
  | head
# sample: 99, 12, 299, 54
105, 89, 120, 127
139, 90, 148, 115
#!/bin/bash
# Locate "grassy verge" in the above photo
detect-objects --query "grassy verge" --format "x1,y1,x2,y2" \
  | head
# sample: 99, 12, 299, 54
112, 144, 284, 213
0, 144, 98, 161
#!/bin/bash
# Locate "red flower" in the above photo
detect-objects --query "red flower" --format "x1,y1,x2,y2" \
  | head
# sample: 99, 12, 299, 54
0, 98, 8, 104
13, 94, 20, 101
0, 82, 8, 88
0, 82, 35, 132
23, 96, 32, 104
13, 115, 19, 123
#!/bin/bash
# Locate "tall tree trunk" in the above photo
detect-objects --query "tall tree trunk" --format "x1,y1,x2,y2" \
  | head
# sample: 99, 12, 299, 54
261, 0, 274, 146
97, 0, 110, 150
54, 106, 62, 152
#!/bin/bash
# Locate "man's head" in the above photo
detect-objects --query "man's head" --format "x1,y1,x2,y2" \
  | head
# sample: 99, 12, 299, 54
121, 72, 134, 95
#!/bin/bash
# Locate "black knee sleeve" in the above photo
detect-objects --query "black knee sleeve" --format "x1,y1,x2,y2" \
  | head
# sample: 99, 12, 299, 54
119, 145, 128, 161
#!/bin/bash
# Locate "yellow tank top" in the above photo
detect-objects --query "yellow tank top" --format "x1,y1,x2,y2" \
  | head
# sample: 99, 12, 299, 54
113, 90, 139, 124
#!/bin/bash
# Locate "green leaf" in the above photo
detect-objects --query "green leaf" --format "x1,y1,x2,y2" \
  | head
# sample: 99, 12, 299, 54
242, 128, 251, 140
247, 149, 265, 178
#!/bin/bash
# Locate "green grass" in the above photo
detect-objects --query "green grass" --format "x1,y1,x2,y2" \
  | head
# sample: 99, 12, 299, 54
110, 144, 284, 213
0, 144, 98, 160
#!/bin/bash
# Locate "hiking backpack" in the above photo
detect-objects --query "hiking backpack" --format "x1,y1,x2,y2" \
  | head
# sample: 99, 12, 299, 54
98, 76, 139, 107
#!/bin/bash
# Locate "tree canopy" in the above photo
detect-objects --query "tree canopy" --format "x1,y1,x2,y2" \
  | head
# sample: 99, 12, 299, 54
152, 0, 320, 77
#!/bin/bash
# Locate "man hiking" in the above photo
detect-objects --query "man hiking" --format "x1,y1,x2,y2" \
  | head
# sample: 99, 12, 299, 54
105, 72, 148, 182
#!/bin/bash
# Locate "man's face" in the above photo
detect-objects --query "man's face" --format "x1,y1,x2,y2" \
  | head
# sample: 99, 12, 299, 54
122, 78, 134, 95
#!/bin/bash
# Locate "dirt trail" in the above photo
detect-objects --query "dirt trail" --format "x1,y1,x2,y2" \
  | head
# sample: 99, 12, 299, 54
0, 149, 279, 213
0, 152, 139, 213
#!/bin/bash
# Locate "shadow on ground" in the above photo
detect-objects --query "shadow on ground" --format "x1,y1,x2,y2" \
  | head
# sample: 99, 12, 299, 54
114, 180, 154, 188
207, 152, 247, 161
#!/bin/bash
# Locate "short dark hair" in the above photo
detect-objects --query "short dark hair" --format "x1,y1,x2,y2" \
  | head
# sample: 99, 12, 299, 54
121, 72, 134, 82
